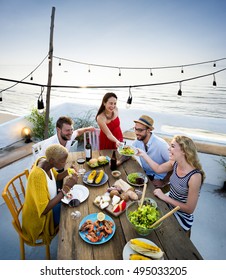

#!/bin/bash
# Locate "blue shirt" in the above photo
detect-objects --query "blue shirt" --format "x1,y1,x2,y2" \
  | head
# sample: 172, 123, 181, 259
133, 133, 169, 179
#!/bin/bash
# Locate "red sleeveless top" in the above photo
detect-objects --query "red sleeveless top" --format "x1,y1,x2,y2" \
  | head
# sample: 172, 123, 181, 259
99, 117, 123, 150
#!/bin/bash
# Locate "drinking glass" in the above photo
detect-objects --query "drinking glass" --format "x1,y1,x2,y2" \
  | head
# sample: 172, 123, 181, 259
77, 158, 86, 175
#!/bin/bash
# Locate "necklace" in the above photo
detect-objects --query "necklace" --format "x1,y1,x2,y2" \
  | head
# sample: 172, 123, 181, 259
104, 111, 114, 120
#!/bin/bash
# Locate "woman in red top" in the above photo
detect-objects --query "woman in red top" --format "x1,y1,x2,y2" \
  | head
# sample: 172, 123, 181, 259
96, 92, 123, 150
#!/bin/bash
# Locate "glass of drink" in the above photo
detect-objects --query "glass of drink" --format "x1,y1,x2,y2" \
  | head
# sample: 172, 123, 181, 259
77, 158, 86, 175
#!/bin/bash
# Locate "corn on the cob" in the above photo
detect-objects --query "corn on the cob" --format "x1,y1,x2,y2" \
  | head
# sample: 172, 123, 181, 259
95, 170, 104, 184
129, 254, 152, 260
87, 170, 97, 183
129, 239, 164, 259
130, 239, 160, 252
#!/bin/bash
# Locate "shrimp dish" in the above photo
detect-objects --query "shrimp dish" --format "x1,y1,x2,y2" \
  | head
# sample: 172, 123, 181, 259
79, 219, 114, 243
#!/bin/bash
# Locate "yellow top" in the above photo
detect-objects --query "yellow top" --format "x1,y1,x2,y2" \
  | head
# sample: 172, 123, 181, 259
22, 157, 58, 245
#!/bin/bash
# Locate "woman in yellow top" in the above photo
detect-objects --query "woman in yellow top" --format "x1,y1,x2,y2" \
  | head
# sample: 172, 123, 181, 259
22, 144, 78, 245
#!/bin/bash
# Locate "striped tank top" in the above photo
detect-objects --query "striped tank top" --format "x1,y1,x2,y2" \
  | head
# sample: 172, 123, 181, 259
168, 162, 201, 231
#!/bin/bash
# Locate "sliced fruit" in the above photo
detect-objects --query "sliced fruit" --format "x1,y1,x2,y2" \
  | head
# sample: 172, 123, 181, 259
97, 212, 106, 221
113, 200, 126, 212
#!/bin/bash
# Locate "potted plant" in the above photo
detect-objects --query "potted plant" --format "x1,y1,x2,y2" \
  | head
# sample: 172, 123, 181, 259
72, 109, 98, 144
26, 107, 55, 141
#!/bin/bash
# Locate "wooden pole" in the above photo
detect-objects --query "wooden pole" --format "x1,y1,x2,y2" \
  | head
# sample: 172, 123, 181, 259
44, 7, 55, 139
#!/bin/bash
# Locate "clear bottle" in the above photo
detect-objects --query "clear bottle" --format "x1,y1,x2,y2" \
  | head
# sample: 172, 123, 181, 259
85, 136, 92, 162
110, 150, 117, 171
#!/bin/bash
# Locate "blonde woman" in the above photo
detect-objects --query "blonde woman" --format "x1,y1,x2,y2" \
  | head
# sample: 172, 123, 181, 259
136, 135, 205, 234
22, 144, 78, 245
96, 92, 123, 150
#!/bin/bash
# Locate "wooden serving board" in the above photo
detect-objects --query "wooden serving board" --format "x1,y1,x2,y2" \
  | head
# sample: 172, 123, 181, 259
93, 179, 139, 217
93, 195, 134, 217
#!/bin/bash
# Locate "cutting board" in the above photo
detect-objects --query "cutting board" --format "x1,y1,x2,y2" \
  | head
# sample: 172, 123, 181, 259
93, 179, 140, 217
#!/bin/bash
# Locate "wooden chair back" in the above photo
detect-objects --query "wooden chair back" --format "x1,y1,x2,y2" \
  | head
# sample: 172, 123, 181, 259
2, 169, 57, 259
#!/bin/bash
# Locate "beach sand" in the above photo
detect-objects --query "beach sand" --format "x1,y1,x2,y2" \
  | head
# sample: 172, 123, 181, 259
0, 113, 19, 124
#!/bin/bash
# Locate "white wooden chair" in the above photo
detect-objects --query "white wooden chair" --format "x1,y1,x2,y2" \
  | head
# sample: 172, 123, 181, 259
84, 129, 100, 151
69, 140, 78, 152
32, 140, 46, 161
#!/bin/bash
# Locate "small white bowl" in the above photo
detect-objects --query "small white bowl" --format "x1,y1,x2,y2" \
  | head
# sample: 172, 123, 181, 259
111, 170, 121, 179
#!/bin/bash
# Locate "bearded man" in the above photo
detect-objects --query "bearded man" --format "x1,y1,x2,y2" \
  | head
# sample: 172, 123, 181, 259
132, 115, 171, 188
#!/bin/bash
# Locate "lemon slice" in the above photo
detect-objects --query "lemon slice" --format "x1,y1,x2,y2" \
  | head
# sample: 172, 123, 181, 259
97, 212, 105, 221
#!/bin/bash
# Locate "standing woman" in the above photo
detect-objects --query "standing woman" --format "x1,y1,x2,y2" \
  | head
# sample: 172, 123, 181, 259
96, 92, 123, 150
136, 135, 205, 235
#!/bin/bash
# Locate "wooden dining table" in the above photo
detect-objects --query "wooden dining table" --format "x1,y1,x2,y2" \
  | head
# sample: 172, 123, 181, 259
57, 149, 203, 260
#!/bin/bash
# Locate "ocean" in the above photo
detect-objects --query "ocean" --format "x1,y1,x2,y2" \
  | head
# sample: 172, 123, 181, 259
1, 83, 226, 120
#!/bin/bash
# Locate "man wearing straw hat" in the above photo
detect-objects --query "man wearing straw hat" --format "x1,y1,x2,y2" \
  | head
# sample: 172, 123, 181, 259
133, 115, 170, 188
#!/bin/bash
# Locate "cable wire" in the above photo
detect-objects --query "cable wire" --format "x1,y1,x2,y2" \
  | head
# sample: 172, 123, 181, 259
0, 54, 49, 94
0, 67, 225, 89
53, 56, 226, 70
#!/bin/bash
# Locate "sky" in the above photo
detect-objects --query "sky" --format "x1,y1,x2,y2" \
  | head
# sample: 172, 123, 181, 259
0, 0, 226, 89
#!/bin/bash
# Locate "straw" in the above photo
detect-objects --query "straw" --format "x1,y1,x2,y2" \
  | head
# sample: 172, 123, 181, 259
149, 205, 180, 228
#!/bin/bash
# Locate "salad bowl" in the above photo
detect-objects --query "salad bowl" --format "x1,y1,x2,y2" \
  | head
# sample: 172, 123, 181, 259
126, 198, 162, 236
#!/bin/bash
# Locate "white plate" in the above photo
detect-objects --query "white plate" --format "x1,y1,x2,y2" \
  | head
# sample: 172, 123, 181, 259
117, 145, 138, 156
61, 184, 89, 204
122, 238, 164, 260
127, 172, 148, 187
83, 170, 108, 186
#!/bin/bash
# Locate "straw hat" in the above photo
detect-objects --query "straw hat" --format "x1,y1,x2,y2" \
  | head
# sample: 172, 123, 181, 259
134, 115, 154, 130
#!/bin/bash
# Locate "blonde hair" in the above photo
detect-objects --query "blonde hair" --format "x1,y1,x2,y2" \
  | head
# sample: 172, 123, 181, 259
173, 135, 206, 183
45, 144, 68, 161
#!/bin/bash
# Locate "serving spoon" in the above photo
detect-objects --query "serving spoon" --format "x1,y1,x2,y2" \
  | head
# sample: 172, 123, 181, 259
149, 205, 180, 229
139, 183, 147, 207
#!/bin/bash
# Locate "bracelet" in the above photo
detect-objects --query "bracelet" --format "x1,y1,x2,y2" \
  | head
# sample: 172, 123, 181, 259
61, 189, 67, 196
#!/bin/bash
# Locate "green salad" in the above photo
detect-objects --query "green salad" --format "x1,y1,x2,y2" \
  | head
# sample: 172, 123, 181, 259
128, 173, 140, 184
127, 173, 145, 185
128, 204, 160, 229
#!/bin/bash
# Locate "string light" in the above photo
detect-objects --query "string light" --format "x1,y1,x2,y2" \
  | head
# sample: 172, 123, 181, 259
53, 56, 226, 72
58, 59, 61, 66
88, 65, 91, 73
150, 68, 153, 76
30, 74, 33, 81
213, 62, 216, 67
37, 86, 45, 113
213, 74, 217, 86
126, 87, 133, 109
1, 66, 225, 92
0, 56, 226, 103
181, 66, 184, 73
177, 82, 182, 96
118, 68, 121, 76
